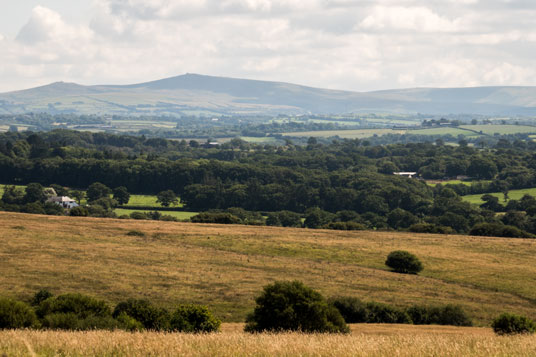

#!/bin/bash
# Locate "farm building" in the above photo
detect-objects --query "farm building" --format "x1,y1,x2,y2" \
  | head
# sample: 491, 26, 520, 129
47, 196, 79, 209
393, 172, 418, 178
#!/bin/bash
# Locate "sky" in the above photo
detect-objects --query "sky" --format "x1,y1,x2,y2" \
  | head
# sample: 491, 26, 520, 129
0, 0, 535, 92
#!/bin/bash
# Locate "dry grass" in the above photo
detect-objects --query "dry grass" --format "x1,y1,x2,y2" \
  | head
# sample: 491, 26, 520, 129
1, 326, 534, 357
2, 212, 536, 325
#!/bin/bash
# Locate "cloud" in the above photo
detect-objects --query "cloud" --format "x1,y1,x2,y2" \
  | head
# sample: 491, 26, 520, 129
1, 1, 536, 93
359, 6, 461, 32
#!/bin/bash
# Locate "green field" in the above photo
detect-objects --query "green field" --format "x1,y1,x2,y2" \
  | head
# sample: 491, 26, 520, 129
282, 129, 404, 139
115, 208, 197, 220
460, 124, 536, 135
124, 194, 184, 208
426, 180, 491, 187
462, 187, 536, 205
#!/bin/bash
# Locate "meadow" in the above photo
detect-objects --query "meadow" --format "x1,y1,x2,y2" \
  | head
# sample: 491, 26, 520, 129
2, 212, 536, 326
3, 325, 535, 357
462, 187, 536, 205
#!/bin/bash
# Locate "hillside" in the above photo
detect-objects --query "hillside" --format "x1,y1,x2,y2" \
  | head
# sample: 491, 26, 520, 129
2, 211, 536, 325
1, 73, 536, 116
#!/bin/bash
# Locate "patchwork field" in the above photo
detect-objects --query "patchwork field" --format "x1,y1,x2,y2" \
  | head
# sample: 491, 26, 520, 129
2, 212, 536, 326
3, 325, 533, 357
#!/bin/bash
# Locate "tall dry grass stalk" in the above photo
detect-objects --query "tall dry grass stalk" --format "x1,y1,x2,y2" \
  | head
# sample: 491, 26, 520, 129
0, 326, 534, 357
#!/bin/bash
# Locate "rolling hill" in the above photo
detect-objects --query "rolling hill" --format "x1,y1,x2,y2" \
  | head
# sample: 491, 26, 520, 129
1, 73, 536, 116
2, 211, 536, 325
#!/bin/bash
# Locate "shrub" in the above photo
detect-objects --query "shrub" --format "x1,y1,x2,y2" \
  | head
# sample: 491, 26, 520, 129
469, 222, 534, 238
31, 289, 54, 306
113, 299, 170, 331
328, 296, 367, 323
41, 313, 122, 330
244, 281, 349, 333
36, 293, 111, 320
364, 302, 412, 324
492, 313, 536, 335
324, 222, 366, 231
190, 212, 241, 224
70, 206, 88, 216
170, 305, 221, 333
126, 230, 145, 237
115, 312, 144, 331
385, 250, 423, 274
130, 212, 148, 220
409, 223, 454, 234
407, 305, 472, 326
0, 297, 38, 329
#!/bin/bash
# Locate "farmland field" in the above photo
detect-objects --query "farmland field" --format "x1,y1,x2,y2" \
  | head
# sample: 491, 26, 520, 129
114, 208, 197, 220
408, 127, 478, 136
462, 187, 536, 205
282, 129, 404, 139
3, 325, 533, 357
2, 212, 536, 325
460, 124, 536, 135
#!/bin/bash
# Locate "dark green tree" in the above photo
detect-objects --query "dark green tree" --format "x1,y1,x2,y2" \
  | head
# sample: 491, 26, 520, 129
87, 182, 112, 202
385, 250, 423, 274
113, 186, 130, 205
244, 281, 349, 333
156, 190, 179, 207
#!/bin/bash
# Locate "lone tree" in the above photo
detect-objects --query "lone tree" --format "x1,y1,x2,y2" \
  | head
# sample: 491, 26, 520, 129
244, 281, 349, 333
385, 250, 423, 274
156, 190, 179, 207
113, 186, 130, 205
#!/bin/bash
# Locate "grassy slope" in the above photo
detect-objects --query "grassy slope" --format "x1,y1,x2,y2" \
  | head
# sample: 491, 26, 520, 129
2, 212, 536, 325
6, 326, 535, 357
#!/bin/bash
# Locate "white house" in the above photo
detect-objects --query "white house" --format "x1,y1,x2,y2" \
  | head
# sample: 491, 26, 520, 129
393, 172, 418, 178
47, 196, 79, 209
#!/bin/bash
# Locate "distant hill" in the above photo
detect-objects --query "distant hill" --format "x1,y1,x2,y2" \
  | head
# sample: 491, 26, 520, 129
1, 73, 536, 116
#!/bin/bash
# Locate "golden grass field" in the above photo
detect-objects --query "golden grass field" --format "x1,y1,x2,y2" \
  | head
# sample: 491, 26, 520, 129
1, 324, 535, 357
2, 211, 536, 326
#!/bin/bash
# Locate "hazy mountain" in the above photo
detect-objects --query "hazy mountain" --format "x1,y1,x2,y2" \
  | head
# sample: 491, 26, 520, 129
1, 73, 536, 116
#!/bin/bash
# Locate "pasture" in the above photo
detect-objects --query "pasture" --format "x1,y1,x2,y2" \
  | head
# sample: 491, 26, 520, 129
462, 187, 536, 205
1, 212, 536, 325
3, 325, 534, 357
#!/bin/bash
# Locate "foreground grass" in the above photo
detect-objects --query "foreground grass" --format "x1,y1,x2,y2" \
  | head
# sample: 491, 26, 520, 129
462, 187, 536, 205
1, 326, 534, 357
2, 212, 536, 324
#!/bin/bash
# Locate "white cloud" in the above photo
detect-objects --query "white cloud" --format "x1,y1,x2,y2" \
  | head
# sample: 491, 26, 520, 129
0, 1, 536, 93
359, 6, 460, 32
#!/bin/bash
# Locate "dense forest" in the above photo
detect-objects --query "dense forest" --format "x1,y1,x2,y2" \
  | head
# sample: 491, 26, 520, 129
2, 129, 536, 237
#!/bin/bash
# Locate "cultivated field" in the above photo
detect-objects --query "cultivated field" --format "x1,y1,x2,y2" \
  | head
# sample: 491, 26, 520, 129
1, 212, 536, 325
1, 325, 534, 356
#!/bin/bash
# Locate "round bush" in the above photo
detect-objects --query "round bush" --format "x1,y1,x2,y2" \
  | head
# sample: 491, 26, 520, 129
385, 250, 423, 274
113, 299, 170, 331
244, 281, 349, 333
0, 297, 38, 329
36, 293, 111, 319
492, 313, 536, 335
170, 305, 221, 333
